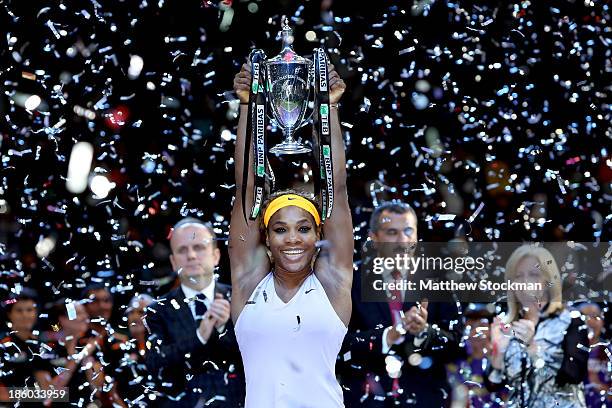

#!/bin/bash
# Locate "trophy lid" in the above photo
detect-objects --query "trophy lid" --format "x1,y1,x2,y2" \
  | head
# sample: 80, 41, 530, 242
266, 16, 311, 65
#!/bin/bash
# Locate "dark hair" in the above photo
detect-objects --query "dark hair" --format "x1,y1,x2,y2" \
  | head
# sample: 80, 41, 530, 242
80, 282, 111, 301
171, 217, 218, 249
47, 298, 83, 322
369, 201, 417, 233
47, 298, 75, 322
3, 287, 38, 314
258, 189, 321, 234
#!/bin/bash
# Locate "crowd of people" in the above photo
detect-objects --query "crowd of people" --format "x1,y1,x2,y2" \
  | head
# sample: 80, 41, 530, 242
1, 205, 610, 407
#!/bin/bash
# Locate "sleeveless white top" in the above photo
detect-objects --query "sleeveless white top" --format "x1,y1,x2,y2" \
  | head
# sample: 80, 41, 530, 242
235, 272, 347, 408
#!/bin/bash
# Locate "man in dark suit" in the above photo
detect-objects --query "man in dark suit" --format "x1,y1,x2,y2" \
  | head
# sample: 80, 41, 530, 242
145, 217, 244, 407
341, 202, 465, 407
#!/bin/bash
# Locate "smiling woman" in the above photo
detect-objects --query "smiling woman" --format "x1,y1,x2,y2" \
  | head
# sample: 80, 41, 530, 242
229, 63, 353, 408
260, 192, 320, 280
486, 245, 589, 408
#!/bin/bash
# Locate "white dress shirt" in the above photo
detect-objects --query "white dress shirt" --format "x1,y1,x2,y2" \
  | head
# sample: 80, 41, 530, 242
181, 280, 224, 344
379, 269, 427, 353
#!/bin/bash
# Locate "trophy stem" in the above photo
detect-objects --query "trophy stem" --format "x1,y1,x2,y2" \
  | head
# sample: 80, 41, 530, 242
269, 127, 311, 155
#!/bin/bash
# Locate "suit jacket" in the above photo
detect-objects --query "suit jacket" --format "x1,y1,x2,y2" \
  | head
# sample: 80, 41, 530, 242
144, 282, 244, 407
339, 269, 465, 407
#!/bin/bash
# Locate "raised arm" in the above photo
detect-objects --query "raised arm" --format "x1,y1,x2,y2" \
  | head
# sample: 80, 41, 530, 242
314, 65, 353, 325
229, 63, 270, 322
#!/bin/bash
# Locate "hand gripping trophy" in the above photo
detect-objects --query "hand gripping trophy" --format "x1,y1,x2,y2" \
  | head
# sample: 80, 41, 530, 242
241, 17, 335, 221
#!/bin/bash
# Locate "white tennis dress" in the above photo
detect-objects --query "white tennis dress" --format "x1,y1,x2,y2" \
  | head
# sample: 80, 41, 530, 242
235, 272, 347, 408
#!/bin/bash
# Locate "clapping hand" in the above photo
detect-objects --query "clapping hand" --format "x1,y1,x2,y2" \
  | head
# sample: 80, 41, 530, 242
405, 300, 429, 335
490, 316, 511, 370
209, 293, 231, 330
386, 300, 429, 346
512, 306, 539, 345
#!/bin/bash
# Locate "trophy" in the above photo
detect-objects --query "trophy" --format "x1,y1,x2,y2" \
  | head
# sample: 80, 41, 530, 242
264, 18, 313, 154
243, 18, 334, 221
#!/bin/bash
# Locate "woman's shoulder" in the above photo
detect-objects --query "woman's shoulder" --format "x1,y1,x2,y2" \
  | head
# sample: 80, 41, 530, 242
535, 309, 575, 343
545, 308, 589, 344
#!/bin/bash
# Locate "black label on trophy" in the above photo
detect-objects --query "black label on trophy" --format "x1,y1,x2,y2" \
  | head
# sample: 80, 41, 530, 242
317, 52, 328, 92
251, 186, 264, 218
252, 63, 260, 94
256, 104, 265, 176
322, 145, 334, 217
320, 104, 329, 135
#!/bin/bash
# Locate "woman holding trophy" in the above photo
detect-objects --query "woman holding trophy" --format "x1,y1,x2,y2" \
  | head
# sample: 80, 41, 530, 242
229, 21, 353, 408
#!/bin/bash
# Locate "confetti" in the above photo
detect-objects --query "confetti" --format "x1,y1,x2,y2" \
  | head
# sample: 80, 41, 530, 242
0, 0, 609, 405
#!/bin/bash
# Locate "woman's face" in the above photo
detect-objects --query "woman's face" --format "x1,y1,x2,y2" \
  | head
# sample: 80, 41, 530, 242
513, 256, 548, 308
580, 304, 603, 342
7, 300, 37, 333
127, 300, 149, 338
267, 206, 319, 274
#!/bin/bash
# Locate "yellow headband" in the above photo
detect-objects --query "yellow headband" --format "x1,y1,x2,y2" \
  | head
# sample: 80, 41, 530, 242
263, 194, 321, 227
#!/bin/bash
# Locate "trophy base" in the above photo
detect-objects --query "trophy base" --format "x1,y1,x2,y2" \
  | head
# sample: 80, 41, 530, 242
269, 141, 312, 155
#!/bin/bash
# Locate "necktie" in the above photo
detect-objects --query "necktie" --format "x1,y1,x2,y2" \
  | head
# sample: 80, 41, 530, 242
388, 270, 403, 325
194, 293, 207, 321
388, 270, 402, 397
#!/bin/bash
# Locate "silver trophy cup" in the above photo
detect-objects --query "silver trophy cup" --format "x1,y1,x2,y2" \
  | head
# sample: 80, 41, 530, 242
264, 19, 313, 155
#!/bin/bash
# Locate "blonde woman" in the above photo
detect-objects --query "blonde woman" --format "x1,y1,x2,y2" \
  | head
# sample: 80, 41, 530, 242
488, 245, 589, 408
